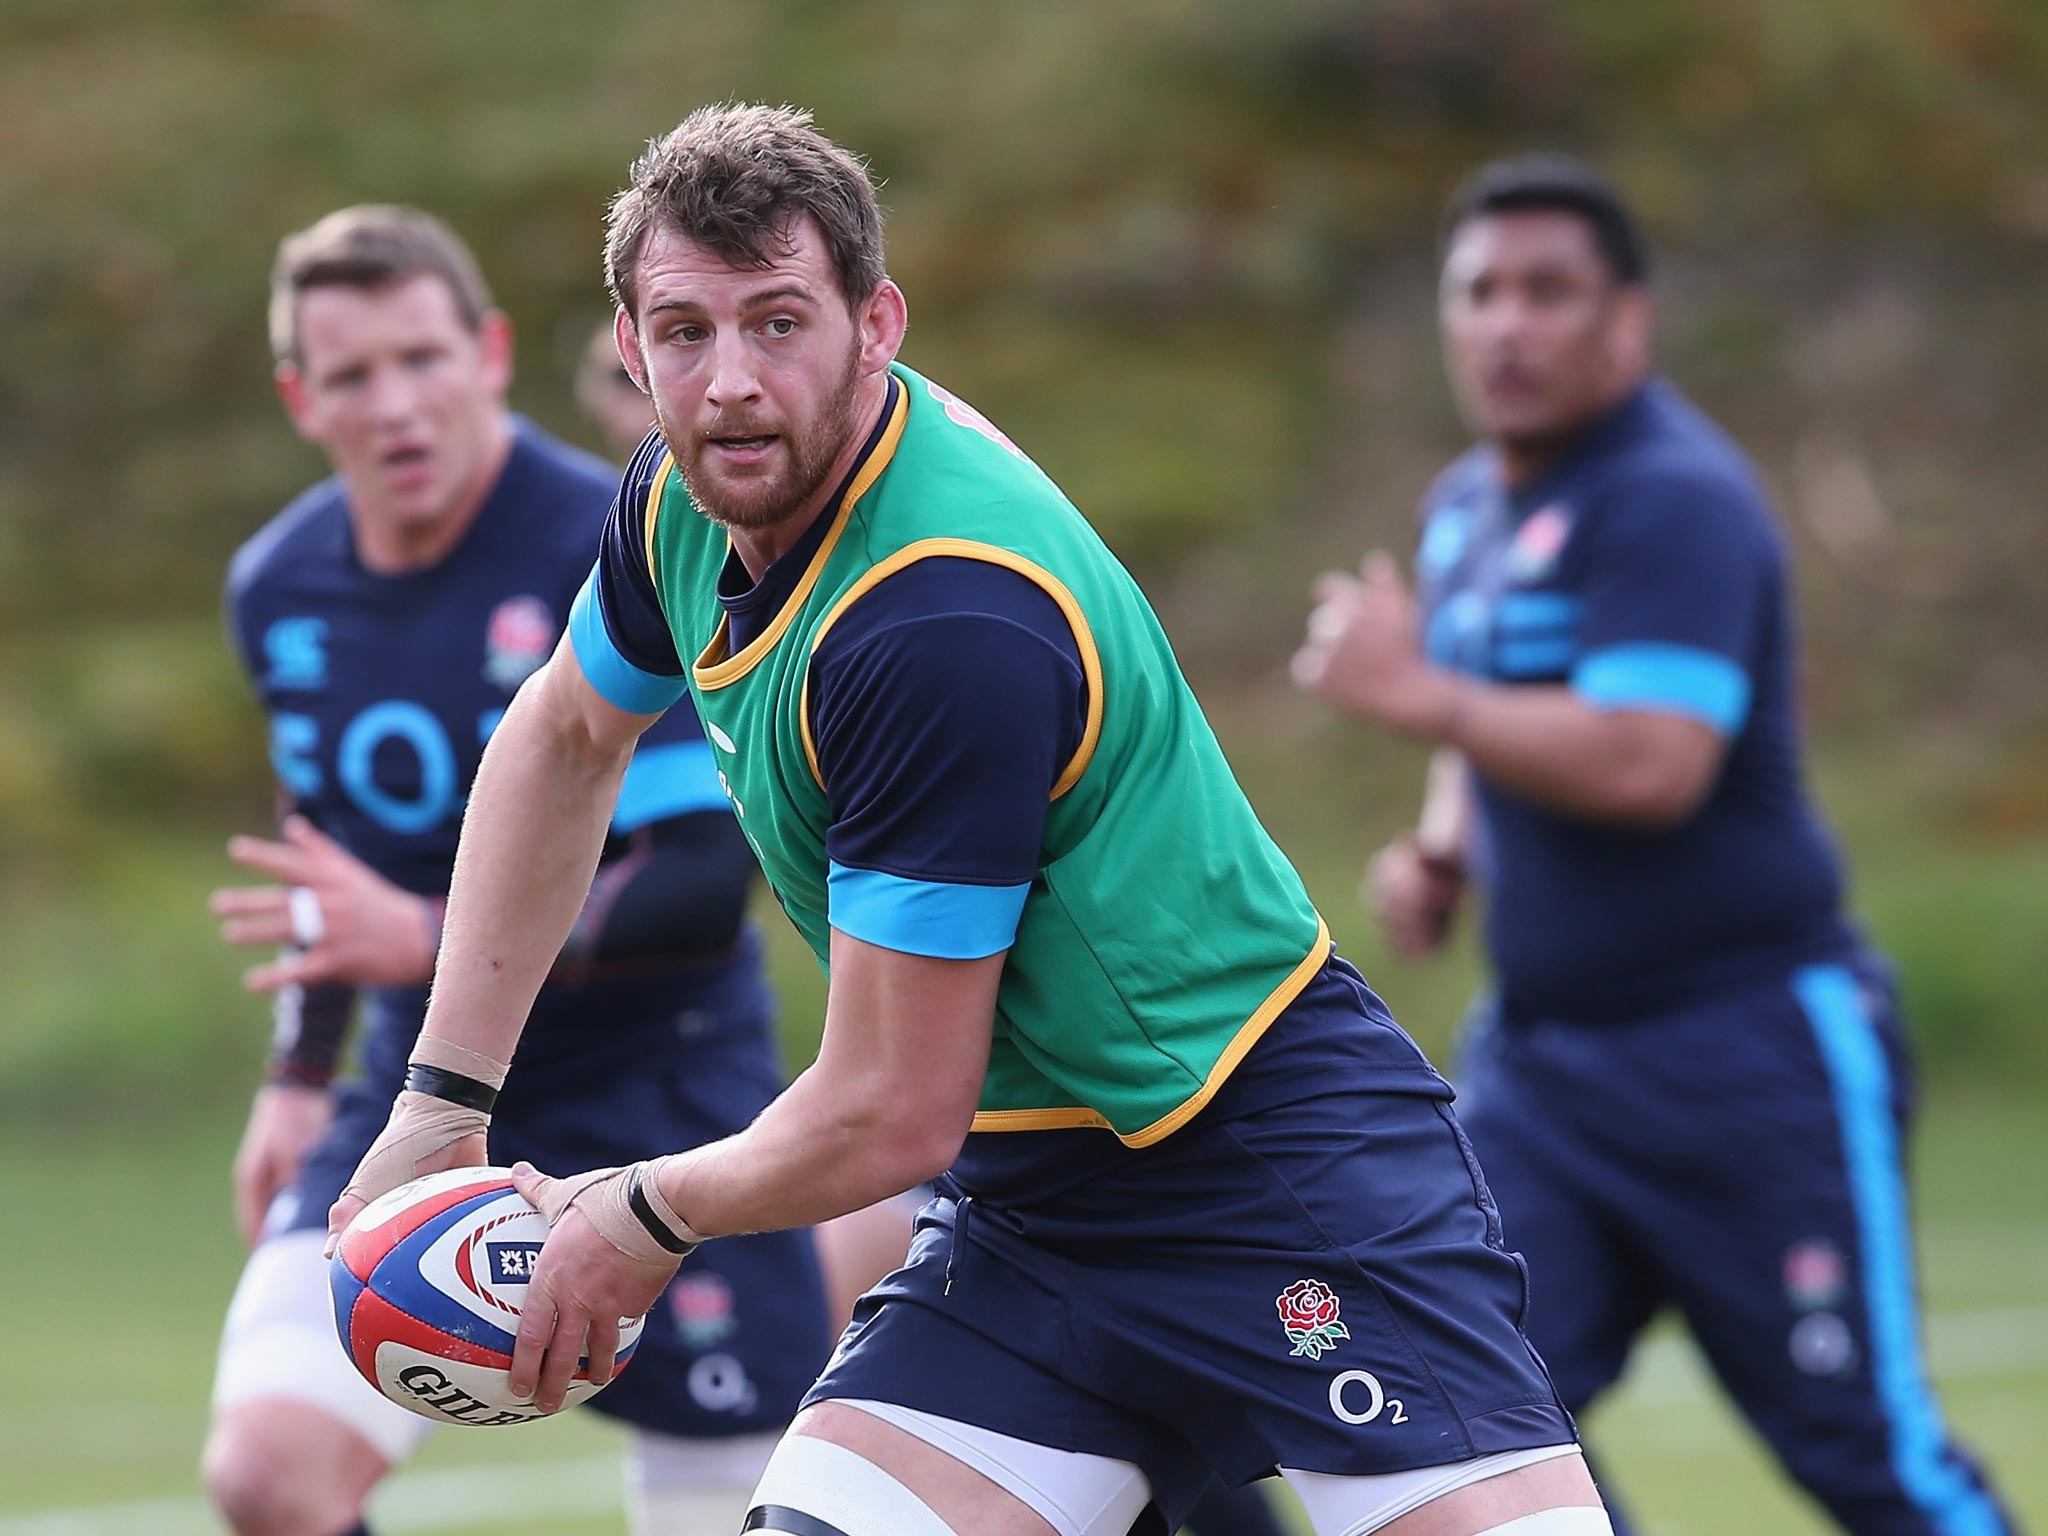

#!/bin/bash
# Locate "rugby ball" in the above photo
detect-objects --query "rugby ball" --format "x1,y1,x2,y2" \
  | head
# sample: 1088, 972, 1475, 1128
330, 1165, 644, 1425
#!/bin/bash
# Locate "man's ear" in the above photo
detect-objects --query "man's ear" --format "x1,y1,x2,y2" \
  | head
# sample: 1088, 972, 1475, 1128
275, 363, 318, 441
858, 279, 909, 376
477, 309, 515, 398
614, 307, 650, 393
1609, 287, 1655, 381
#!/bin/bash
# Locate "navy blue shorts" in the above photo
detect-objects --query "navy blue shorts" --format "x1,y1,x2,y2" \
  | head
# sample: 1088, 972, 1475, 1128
1456, 950, 2012, 1536
806, 1080, 1574, 1526
281, 974, 832, 1442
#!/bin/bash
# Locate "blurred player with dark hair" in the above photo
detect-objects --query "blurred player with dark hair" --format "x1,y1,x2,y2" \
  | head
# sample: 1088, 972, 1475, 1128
1295, 153, 2014, 1536
202, 204, 833, 1536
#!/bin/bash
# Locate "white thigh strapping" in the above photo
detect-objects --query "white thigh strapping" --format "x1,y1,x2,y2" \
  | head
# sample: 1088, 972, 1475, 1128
835, 1399, 1152, 1536
1473, 1509, 1615, 1535
747, 1433, 958, 1536
212, 1228, 433, 1465
1282, 1443, 1583, 1536
625, 1427, 782, 1536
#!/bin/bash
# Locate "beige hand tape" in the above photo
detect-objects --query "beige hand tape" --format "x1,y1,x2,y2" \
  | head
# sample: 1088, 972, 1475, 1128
410, 1034, 511, 1090
522, 1157, 703, 1268
338, 1090, 490, 1210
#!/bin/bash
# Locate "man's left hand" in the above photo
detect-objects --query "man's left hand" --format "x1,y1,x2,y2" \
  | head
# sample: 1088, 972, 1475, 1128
1292, 552, 1461, 738
508, 1161, 688, 1413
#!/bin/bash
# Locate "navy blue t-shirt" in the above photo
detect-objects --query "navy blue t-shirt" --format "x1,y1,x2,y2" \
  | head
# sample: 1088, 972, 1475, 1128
226, 418, 765, 1062
570, 379, 1450, 1179
1417, 380, 1852, 1021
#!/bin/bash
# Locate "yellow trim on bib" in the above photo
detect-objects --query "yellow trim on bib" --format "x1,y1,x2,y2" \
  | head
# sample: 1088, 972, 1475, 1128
640, 450, 677, 583
797, 539, 1106, 797
967, 914, 1332, 1148
691, 383, 910, 691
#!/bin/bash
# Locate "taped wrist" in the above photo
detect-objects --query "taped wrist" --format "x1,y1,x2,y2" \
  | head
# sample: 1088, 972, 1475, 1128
338, 1089, 491, 1209
403, 1036, 511, 1114
525, 1157, 704, 1267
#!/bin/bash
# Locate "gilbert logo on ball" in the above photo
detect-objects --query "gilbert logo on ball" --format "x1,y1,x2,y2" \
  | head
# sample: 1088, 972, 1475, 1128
330, 1166, 644, 1425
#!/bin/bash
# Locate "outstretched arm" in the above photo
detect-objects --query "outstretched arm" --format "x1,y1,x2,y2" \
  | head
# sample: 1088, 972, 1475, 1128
323, 638, 663, 1243
506, 929, 999, 1412
419, 641, 656, 1058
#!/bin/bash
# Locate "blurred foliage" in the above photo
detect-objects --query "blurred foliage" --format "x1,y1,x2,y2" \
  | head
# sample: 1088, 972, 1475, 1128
3, 0, 2046, 1102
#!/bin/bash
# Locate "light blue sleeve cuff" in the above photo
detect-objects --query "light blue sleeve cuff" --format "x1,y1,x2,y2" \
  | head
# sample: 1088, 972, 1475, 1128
828, 862, 1030, 959
1572, 642, 1752, 734
613, 741, 728, 832
569, 567, 688, 716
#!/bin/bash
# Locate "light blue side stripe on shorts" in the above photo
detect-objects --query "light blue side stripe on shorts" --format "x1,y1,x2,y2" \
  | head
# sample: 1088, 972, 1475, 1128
1795, 963, 2007, 1536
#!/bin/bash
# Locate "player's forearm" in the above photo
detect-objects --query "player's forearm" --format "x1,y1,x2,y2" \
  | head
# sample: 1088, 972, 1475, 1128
657, 937, 996, 1236
264, 977, 357, 1088
655, 1063, 955, 1238
420, 668, 632, 1061
1434, 679, 1710, 828
1414, 747, 1472, 862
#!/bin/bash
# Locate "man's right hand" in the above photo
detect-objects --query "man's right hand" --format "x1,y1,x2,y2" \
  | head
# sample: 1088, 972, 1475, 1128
232, 1083, 334, 1247
323, 1091, 490, 1255
1365, 833, 1467, 958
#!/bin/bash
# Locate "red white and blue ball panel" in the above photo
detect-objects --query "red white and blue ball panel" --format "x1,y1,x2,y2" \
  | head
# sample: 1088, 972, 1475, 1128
331, 1166, 643, 1425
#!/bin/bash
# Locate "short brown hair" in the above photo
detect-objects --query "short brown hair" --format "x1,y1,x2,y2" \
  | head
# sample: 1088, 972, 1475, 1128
268, 205, 494, 363
604, 103, 886, 320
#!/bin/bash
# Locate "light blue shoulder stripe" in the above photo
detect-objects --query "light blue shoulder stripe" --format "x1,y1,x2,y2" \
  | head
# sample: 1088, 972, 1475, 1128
828, 863, 1029, 960
1572, 642, 1751, 734
1795, 964, 2008, 1536
613, 741, 727, 832
569, 566, 688, 716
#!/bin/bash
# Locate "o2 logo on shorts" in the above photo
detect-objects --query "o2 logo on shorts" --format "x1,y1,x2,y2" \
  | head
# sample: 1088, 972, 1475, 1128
687, 1352, 758, 1415
1328, 1369, 1409, 1428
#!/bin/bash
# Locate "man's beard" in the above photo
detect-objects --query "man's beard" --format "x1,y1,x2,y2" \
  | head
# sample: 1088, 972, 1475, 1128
662, 346, 864, 533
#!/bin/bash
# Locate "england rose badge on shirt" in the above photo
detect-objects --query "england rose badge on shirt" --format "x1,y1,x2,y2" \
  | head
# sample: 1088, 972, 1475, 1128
1508, 504, 1573, 582
484, 595, 555, 690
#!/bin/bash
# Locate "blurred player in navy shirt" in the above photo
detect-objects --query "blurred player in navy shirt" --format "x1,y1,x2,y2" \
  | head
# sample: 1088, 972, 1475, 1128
201, 206, 833, 1536
1295, 157, 2013, 1536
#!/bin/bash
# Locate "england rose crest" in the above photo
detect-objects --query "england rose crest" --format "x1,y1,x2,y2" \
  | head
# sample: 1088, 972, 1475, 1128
1276, 1279, 1350, 1360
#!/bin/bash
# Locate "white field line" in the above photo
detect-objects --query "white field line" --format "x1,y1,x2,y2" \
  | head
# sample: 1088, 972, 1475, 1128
4, 1305, 2045, 1534
0, 1454, 622, 1536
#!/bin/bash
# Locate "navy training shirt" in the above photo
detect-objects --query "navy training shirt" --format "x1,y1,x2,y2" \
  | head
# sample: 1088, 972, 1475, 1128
572, 384, 1451, 1184
226, 418, 763, 1061
1416, 380, 1852, 1022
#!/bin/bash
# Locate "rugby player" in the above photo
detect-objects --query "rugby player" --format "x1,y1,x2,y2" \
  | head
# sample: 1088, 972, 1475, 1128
572, 316, 932, 1324
330, 108, 1614, 1536
575, 303, 1298, 1536
201, 205, 832, 1536
1294, 154, 2013, 1536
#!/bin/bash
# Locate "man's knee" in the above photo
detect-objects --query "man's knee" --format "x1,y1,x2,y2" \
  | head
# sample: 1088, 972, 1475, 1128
201, 1403, 385, 1536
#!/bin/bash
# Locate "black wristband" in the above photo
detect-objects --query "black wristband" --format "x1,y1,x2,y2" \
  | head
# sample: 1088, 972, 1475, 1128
627, 1165, 695, 1255
402, 1062, 499, 1114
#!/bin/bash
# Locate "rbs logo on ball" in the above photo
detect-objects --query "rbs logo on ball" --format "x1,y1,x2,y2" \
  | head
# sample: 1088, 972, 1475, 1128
487, 1242, 544, 1285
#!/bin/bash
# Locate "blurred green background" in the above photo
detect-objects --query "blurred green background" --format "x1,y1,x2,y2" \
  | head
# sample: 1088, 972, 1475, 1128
2, 2, 2043, 1532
